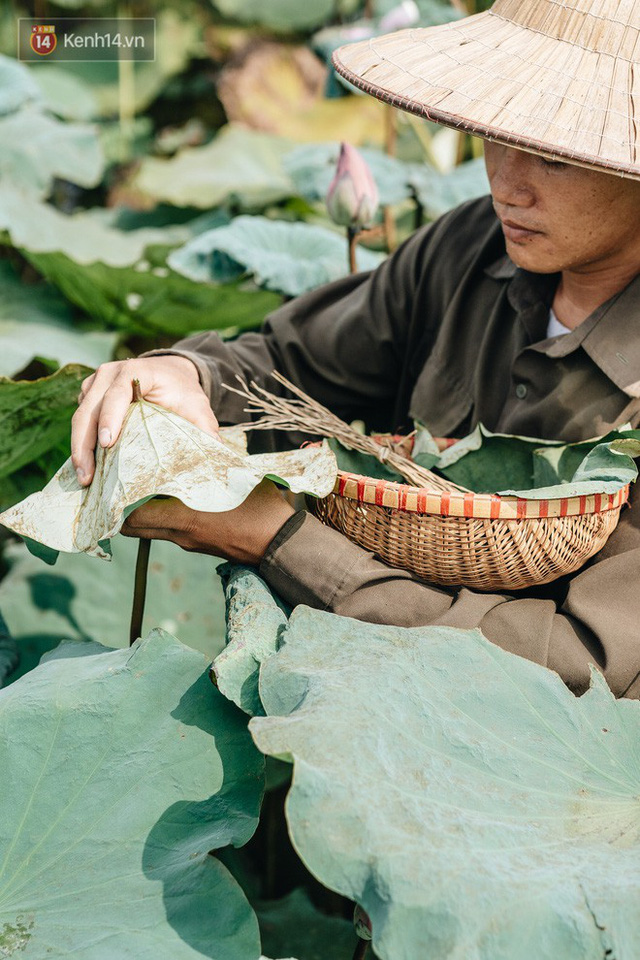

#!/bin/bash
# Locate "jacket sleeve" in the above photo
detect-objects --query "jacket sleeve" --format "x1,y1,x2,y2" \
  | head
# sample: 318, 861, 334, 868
258, 487, 640, 699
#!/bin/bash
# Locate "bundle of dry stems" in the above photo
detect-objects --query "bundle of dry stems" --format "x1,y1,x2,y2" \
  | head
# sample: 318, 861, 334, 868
224, 372, 467, 494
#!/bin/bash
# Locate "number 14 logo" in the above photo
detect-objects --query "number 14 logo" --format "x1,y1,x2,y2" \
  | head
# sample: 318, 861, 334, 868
30, 25, 57, 56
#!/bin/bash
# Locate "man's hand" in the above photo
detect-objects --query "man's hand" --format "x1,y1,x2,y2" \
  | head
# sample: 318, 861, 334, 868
72, 356, 219, 486
121, 479, 296, 566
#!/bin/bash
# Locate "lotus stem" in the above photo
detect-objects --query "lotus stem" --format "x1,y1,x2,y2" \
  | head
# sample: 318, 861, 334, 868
129, 538, 151, 646
352, 940, 369, 960
129, 377, 149, 646
347, 226, 359, 274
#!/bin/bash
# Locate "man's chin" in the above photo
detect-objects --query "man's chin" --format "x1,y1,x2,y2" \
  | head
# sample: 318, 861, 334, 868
505, 239, 561, 275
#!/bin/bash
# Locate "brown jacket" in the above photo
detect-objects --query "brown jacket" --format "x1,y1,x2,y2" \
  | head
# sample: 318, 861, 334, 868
160, 196, 640, 698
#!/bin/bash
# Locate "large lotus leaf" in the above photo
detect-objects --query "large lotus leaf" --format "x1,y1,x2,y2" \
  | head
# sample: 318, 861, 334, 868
0, 187, 184, 266
0, 364, 90, 480
0, 55, 41, 115
168, 216, 384, 298
0, 408, 337, 560
209, 0, 340, 33
133, 125, 295, 211
373, 0, 463, 22
257, 889, 357, 960
0, 107, 104, 198
0, 192, 269, 338
243, 570, 640, 960
284, 142, 413, 206
0, 612, 18, 688
218, 43, 387, 145
25, 246, 281, 337
408, 157, 490, 219
0, 630, 264, 959
28, 65, 98, 121
0, 262, 116, 376
327, 437, 405, 482
436, 423, 640, 497
213, 564, 289, 717
0, 536, 229, 683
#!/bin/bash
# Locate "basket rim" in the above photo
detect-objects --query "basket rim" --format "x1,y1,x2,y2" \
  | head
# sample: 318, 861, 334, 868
333, 470, 630, 520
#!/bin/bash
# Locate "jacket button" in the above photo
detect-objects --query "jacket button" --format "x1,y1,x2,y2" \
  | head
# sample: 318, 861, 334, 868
515, 383, 528, 399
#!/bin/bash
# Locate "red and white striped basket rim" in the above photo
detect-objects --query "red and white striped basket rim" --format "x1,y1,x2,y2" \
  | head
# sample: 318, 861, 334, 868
333, 472, 630, 520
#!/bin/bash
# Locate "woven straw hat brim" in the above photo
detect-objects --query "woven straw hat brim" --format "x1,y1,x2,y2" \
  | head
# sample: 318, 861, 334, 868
332, 1, 640, 181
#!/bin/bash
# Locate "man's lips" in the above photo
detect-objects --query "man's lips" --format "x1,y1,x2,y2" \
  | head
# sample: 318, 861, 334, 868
499, 218, 543, 242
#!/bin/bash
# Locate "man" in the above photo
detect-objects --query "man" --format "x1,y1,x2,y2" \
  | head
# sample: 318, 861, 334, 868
71, 0, 640, 698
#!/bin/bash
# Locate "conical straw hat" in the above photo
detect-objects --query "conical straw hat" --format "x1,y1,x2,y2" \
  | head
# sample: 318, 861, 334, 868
333, 0, 640, 180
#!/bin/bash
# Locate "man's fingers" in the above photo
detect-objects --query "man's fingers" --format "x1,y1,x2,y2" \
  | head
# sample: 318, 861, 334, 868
185, 395, 220, 437
96, 372, 138, 448
70, 396, 102, 485
71, 356, 221, 489
71, 365, 121, 483
122, 498, 189, 534
79, 372, 96, 399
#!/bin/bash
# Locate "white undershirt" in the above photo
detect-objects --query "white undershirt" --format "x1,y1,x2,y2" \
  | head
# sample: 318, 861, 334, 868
547, 309, 571, 338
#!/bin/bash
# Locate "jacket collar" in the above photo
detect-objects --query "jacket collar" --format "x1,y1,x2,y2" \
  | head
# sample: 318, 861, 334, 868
485, 254, 640, 398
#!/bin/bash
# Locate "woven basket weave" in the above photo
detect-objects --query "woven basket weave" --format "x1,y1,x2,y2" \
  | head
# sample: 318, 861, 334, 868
307, 470, 628, 592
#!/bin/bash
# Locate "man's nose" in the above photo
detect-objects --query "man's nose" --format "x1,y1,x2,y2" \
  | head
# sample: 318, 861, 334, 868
488, 147, 536, 208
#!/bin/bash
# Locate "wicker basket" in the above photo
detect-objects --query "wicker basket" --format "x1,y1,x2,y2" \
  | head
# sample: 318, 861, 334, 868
307, 470, 629, 592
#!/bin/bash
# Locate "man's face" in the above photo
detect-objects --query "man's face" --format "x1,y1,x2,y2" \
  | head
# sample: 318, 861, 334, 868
484, 141, 640, 275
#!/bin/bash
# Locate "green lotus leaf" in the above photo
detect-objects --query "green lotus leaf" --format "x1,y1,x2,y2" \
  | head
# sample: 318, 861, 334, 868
0, 364, 90, 481
0, 55, 41, 116
256, 888, 357, 960
0, 411, 337, 561
408, 157, 490, 219
0, 187, 184, 266
24, 246, 280, 338
243, 568, 640, 960
374, 0, 463, 22
0, 261, 116, 377
0, 612, 18, 688
0, 192, 279, 337
0, 536, 229, 683
0, 629, 264, 959
168, 216, 384, 298
0, 107, 104, 198
28, 65, 98, 121
208, 0, 354, 34
327, 437, 405, 482
214, 564, 289, 717
133, 125, 295, 211
435, 423, 640, 497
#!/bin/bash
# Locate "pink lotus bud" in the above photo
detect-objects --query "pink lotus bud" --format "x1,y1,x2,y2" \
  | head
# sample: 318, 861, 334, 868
326, 143, 379, 229
379, 0, 420, 32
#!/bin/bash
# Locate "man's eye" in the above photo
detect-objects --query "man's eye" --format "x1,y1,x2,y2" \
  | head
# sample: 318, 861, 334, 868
541, 156, 567, 169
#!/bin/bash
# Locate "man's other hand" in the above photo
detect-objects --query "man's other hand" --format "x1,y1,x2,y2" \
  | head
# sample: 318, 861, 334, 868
121, 479, 296, 565
72, 356, 219, 486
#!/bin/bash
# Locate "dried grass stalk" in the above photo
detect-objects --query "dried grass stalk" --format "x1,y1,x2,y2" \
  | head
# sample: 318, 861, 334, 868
223, 372, 468, 493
